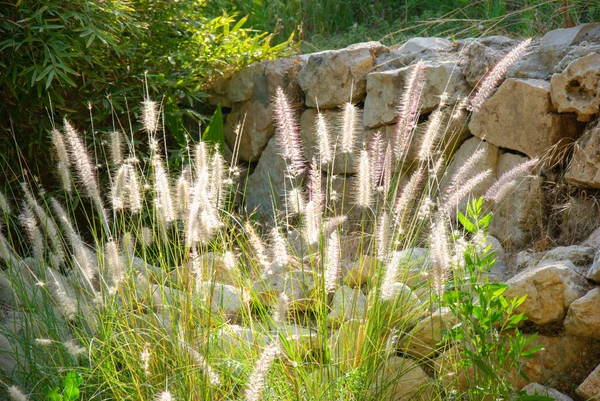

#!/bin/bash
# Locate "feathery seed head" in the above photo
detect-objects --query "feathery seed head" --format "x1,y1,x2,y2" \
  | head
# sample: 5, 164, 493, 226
355, 149, 372, 208
441, 169, 492, 215
156, 391, 173, 401
152, 157, 175, 224
273, 87, 304, 177
268, 228, 288, 272
245, 342, 280, 401
52, 129, 72, 192
468, 38, 532, 113
394, 62, 425, 159
244, 222, 270, 270
340, 102, 359, 154
325, 230, 340, 293
141, 99, 159, 134
485, 157, 539, 203
380, 251, 403, 301
418, 108, 444, 162
109, 131, 124, 167
0, 191, 10, 215
7, 386, 28, 401
430, 218, 450, 295
316, 112, 332, 164
286, 187, 305, 215
105, 240, 124, 289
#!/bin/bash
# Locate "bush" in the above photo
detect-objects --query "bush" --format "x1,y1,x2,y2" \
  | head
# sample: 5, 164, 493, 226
0, 0, 293, 188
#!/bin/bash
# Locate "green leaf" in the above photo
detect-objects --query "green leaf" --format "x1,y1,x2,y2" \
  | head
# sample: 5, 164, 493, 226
43, 386, 63, 401
478, 212, 493, 229
202, 105, 225, 152
457, 210, 476, 233
63, 371, 82, 401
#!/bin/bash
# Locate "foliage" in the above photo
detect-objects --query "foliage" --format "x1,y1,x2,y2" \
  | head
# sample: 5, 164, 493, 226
441, 198, 543, 400
208, 0, 600, 51
43, 371, 83, 401
0, 0, 293, 188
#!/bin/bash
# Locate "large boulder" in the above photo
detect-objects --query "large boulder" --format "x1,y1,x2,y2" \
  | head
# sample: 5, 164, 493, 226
298, 42, 388, 108
469, 78, 580, 158
550, 53, 600, 122
363, 62, 468, 128
565, 120, 600, 188
488, 153, 544, 249
564, 287, 600, 339
503, 260, 587, 325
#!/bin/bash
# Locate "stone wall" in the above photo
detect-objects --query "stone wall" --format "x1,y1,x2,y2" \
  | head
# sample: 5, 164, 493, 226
211, 23, 600, 252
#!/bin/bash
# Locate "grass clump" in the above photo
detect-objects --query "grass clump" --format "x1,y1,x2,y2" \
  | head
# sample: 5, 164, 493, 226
0, 39, 543, 400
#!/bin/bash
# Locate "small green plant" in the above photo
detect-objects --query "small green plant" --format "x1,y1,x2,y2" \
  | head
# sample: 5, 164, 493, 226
440, 198, 543, 400
43, 371, 83, 401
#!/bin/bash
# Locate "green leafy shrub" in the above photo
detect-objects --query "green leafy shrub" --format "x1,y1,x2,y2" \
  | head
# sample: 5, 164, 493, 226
0, 0, 293, 187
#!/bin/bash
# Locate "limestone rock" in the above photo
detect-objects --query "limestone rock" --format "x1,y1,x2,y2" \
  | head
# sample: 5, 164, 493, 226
253, 270, 315, 310
488, 153, 544, 249
264, 55, 308, 99
227, 61, 267, 103
577, 362, 600, 400
460, 36, 518, 86
244, 137, 288, 218
588, 252, 600, 283
565, 120, 600, 188
551, 53, 600, 122
328, 285, 366, 326
363, 62, 468, 128
198, 282, 247, 319
438, 334, 600, 392
373, 356, 440, 401
520, 383, 573, 401
224, 100, 273, 162
542, 245, 595, 266
503, 260, 587, 325
397, 307, 458, 358
298, 42, 388, 108
469, 78, 580, 158
376, 37, 456, 71
508, 23, 600, 80
440, 136, 499, 211
564, 287, 600, 339
392, 248, 432, 289
394, 37, 451, 56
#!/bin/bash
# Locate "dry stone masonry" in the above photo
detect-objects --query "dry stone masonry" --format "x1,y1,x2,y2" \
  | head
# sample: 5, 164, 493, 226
207, 23, 600, 399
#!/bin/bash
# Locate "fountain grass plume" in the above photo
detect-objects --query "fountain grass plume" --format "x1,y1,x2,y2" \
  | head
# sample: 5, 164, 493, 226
394, 61, 425, 160
51, 129, 72, 193
485, 157, 539, 203
468, 38, 532, 113
355, 148, 372, 208
273, 87, 304, 178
